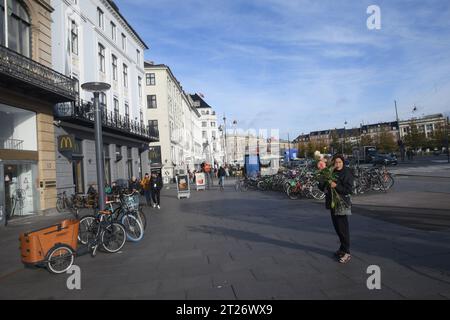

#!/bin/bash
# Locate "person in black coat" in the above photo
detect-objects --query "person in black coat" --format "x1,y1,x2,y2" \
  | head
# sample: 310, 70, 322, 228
319, 154, 354, 264
150, 172, 163, 209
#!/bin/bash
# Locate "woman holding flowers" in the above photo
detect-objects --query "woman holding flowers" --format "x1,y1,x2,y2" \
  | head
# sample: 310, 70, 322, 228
318, 154, 354, 264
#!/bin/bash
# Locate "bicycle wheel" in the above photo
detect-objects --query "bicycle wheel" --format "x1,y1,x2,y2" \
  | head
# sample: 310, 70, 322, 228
56, 198, 64, 213
137, 208, 147, 230
46, 245, 74, 274
286, 185, 300, 200
78, 215, 98, 245
101, 222, 127, 253
121, 214, 144, 242
382, 173, 394, 190
240, 181, 249, 192
257, 181, 267, 191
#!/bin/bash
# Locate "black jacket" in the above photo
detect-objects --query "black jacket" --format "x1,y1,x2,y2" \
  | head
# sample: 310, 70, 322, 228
150, 175, 163, 191
218, 167, 226, 178
318, 167, 354, 210
129, 180, 140, 192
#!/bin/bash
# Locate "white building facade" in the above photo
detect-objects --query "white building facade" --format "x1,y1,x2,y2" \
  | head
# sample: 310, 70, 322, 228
51, 0, 157, 194
190, 94, 224, 168
144, 63, 207, 182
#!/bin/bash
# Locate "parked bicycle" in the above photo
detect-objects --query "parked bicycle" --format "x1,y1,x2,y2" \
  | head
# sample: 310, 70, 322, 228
77, 209, 127, 257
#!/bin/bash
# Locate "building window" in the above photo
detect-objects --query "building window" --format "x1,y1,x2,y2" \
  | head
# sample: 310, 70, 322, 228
149, 120, 159, 139
140, 110, 144, 126
97, 8, 104, 29
121, 33, 127, 51
211, 122, 216, 127
138, 77, 142, 98
112, 55, 118, 81
98, 43, 105, 72
125, 103, 129, 121
116, 145, 122, 161
149, 146, 162, 166
147, 95, 157, 109
72, 157, 84, 194
113, 98, 119, 122
0, 0, 31, 57
71, 20, 78, 55
110, 22, 116, 41
127, 148, 133, 179
136, 49, 140, 64
202, 121, 207, 127
99, 92, 107, 110
123, 64, 128, 87
146, 73, 155, 86
202, 131, 207, 139
72, 77, 80, 98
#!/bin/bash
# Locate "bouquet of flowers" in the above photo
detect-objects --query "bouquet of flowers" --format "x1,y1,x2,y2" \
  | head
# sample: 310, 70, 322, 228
314, 151, 345, 211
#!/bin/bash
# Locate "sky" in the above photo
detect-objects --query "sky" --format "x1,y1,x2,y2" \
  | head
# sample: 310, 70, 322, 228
118, 0, 450, 139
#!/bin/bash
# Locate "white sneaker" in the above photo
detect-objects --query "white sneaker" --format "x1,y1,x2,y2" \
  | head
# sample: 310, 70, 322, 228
152, 204, 156, 208
157, 205, 161, 210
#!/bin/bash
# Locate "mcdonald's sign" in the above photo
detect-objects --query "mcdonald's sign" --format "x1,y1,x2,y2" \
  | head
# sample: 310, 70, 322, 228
58, 135, 75, 152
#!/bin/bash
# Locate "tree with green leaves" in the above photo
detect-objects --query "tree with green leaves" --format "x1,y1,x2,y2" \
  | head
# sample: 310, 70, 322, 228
376, 128, 398, 153
404, 121, 427, 150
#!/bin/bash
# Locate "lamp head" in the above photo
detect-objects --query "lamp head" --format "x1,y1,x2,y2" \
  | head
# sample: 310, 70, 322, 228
81, 82, 111, 93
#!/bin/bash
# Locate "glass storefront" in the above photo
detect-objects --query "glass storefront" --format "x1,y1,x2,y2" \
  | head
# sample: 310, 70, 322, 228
2, 162, 38, 217
1, 104, 39, 218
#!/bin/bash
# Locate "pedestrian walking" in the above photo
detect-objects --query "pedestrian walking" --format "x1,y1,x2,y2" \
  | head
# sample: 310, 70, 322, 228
140, 173, 152, 206
218, 166, 226, 191
150, 172, 163, 209
319, 154, 354, 264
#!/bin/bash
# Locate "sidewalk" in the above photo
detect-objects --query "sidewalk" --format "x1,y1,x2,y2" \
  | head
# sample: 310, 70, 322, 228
1, 182, 450, 299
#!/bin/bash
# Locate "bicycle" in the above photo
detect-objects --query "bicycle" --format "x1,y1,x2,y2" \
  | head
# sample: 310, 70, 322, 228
78, 210, 127, 257
78, 191, 145, 244
56, 191, 79, 218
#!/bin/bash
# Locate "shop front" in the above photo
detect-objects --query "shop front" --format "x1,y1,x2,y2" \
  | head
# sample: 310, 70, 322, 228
0, 104, 40, 220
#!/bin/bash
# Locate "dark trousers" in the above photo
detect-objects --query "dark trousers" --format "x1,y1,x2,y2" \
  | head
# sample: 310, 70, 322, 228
331, 211, 350, 254
144, 190, 152, 206
152, 189, 161, 205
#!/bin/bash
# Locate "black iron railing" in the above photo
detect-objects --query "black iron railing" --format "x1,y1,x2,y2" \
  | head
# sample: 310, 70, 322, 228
0, 44, 76, 101
55, 100, 159, 142
0, 138, 24, 150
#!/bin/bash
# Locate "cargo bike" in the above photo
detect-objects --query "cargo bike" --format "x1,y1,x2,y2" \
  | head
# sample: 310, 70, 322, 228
19, 210, 127, 274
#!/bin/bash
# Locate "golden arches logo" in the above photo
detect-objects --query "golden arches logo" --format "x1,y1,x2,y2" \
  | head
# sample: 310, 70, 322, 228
59, 136, 74, 151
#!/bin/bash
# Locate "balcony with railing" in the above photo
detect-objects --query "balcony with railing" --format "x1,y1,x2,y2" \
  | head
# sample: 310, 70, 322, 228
0, 44, 76, 103
54, 100, 159, 142
0, 138, 24, 150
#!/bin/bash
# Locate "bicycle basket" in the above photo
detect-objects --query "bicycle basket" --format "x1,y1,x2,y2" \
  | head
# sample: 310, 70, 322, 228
123, 195, 139, 211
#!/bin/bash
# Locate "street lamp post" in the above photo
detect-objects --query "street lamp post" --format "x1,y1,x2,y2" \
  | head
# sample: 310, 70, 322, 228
342, 121, 347, 154
233, 120, 237, 164
81, 82, 111, 211
223, 116, 228, 165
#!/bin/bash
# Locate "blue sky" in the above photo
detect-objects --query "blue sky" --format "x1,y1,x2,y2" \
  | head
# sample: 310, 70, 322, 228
118, 0, 450, 139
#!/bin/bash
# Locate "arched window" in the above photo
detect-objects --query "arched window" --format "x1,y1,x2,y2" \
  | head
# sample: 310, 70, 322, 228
0, 0, 31, 57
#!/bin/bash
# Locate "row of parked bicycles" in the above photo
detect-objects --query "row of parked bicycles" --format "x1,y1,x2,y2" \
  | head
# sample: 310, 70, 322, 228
20, 187, 148, 274
235, 164, 395, 200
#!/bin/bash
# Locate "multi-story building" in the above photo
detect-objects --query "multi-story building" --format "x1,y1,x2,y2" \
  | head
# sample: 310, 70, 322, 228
51, 0, 157, 195
144, 63, 205, 182
190, 94, 224, 167
399, 114, 447, 139
1, 0, 77, 222
225, 132, 279, 174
